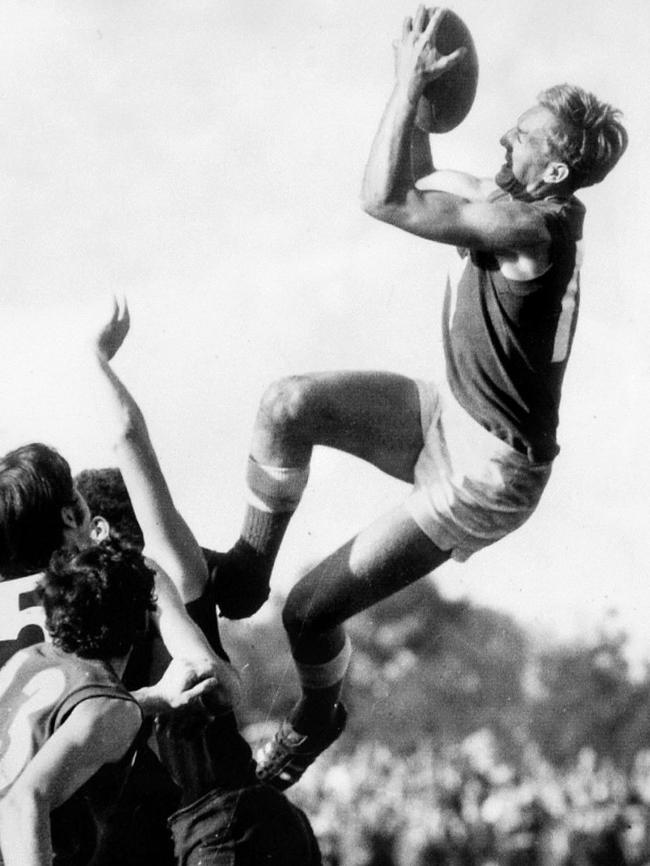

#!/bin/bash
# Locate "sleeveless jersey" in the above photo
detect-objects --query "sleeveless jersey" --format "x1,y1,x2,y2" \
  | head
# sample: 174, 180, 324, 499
0, 643, 141, 865
443, 194, 586, 462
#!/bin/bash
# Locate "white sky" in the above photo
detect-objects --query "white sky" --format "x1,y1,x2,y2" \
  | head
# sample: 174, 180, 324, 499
0, 1, 648, 662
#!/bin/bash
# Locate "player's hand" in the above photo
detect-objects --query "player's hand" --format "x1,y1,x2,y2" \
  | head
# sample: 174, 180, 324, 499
91, 295, 130, 362
144, 656, 242, 736
394, 6, 467, 105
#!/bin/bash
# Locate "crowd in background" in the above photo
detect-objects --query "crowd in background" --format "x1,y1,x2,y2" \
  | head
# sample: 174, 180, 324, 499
273, 733, 650, 866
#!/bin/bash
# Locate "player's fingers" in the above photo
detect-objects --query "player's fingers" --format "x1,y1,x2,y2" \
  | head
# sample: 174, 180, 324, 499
413, 5, 427, 33
185, 677, 221, 708
119, 295, 130, 330
424, 6, 447, 44
402, 15, 413, 40
437, 45, 467, 71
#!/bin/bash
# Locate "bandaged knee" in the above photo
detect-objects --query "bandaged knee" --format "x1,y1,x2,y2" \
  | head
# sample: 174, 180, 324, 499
246, 457, 309, 513
295, 636, 352, 689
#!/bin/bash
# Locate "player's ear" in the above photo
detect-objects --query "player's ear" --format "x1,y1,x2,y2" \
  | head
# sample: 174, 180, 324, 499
90, 516, 110, 542
544, 161, 569, 185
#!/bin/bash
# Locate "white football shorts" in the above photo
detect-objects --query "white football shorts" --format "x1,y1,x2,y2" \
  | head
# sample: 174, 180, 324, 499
404, 378, 553, 562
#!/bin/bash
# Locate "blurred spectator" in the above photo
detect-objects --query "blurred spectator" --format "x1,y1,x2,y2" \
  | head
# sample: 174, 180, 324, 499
273, 732, 650, 866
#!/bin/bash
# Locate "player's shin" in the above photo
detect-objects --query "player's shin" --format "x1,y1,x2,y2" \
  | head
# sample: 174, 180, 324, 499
212, 458, 309, 618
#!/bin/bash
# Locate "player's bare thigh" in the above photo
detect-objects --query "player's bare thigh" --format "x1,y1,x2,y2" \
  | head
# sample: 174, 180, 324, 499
250, 371, 424, 482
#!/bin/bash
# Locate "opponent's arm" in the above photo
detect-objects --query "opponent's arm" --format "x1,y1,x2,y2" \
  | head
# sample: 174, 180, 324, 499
86, 300, 240, 708
361, 7, 550, 252
0, 697, 141, 866
88, 299, 207, 605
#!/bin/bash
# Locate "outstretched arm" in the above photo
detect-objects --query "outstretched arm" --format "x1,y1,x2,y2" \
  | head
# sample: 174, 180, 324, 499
361, 6, 549, 252
86, 299, 240, 708
88, 299, 207, 605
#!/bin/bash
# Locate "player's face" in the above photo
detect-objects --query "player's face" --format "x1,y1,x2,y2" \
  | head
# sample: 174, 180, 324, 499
496, 105, 558, 194
64, 491, 110, 548
70, 488, 93, 544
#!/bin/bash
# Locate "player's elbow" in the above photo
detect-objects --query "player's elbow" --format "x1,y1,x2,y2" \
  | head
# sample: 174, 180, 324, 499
360, 193, 406, 227
113, 402, 147, 450
361, 187, 430, 234
360, 181, 395, 219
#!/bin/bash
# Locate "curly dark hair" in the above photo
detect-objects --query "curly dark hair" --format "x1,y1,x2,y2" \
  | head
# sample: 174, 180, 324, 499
0, 443, 79, 579
74, 467, 144, 551
538, 84, 628, 190
38, 538, 156, 659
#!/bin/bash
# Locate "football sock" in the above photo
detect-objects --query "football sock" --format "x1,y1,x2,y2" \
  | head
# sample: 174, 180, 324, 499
216, 458, 309, 618
290, 632, 352, 733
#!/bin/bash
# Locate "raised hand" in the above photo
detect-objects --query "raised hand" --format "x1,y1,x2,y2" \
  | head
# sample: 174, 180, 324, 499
394, 6, 467, 105
92, 295, 130, 362
135, 655, 242, 736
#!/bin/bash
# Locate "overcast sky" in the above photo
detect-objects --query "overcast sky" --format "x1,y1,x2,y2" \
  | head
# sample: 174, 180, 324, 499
0, 0, 648, 663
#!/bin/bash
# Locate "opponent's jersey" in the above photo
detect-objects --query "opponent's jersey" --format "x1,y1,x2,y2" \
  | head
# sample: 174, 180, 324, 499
153, 574, 258, 807
0, 573, 47, 667
0, 643, 141, 866
443, 194, 585, 462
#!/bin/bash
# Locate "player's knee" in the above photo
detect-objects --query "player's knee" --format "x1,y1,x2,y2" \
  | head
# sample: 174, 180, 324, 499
256, 375, 317, 436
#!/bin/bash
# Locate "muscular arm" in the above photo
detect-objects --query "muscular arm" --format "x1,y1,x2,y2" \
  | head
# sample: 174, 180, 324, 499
361, 9, 550, 254
362, 80, 550, 252
0, 697, 140, 866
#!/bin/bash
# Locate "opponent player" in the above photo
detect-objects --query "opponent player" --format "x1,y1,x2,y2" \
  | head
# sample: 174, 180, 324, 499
0, 451, 239, 863
87, 298, 321, 865
0, 536, 221, 866
212, 6, 628, 788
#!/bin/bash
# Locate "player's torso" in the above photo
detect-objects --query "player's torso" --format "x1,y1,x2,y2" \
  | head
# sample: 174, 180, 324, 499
0, 643, 139, 866
443, 198, 584, 457
0, 644, 126, 795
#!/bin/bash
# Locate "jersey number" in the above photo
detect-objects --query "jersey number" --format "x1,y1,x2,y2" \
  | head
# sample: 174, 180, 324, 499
0, 660, 66, 791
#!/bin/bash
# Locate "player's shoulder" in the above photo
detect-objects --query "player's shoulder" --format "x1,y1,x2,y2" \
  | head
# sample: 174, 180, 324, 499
529, 194, 586, 239
66, 693, 142, 761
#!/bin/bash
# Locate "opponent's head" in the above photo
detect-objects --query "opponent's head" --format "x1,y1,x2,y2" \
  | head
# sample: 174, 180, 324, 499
39, 538, 156, 661
0, 443, 96, 579
75, 467, 144, 551
497, 84, 627, 198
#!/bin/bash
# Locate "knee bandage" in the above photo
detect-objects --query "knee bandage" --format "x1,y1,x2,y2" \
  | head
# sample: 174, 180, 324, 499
246, 457, 309, 513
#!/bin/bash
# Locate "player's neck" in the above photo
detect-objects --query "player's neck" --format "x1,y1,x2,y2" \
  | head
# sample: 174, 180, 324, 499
108, 648, 132, 680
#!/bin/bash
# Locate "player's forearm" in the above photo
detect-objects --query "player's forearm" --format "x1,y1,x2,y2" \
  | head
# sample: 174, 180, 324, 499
410, 125, 434, 182
361, 84, 418, 218
91, 351, 149, 456
151, 566, 215, 662
90, 350, 206, 597
0, 789, 52, 866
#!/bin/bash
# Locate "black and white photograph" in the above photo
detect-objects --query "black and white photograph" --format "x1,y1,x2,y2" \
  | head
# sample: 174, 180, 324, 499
0, 1, 646, 863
